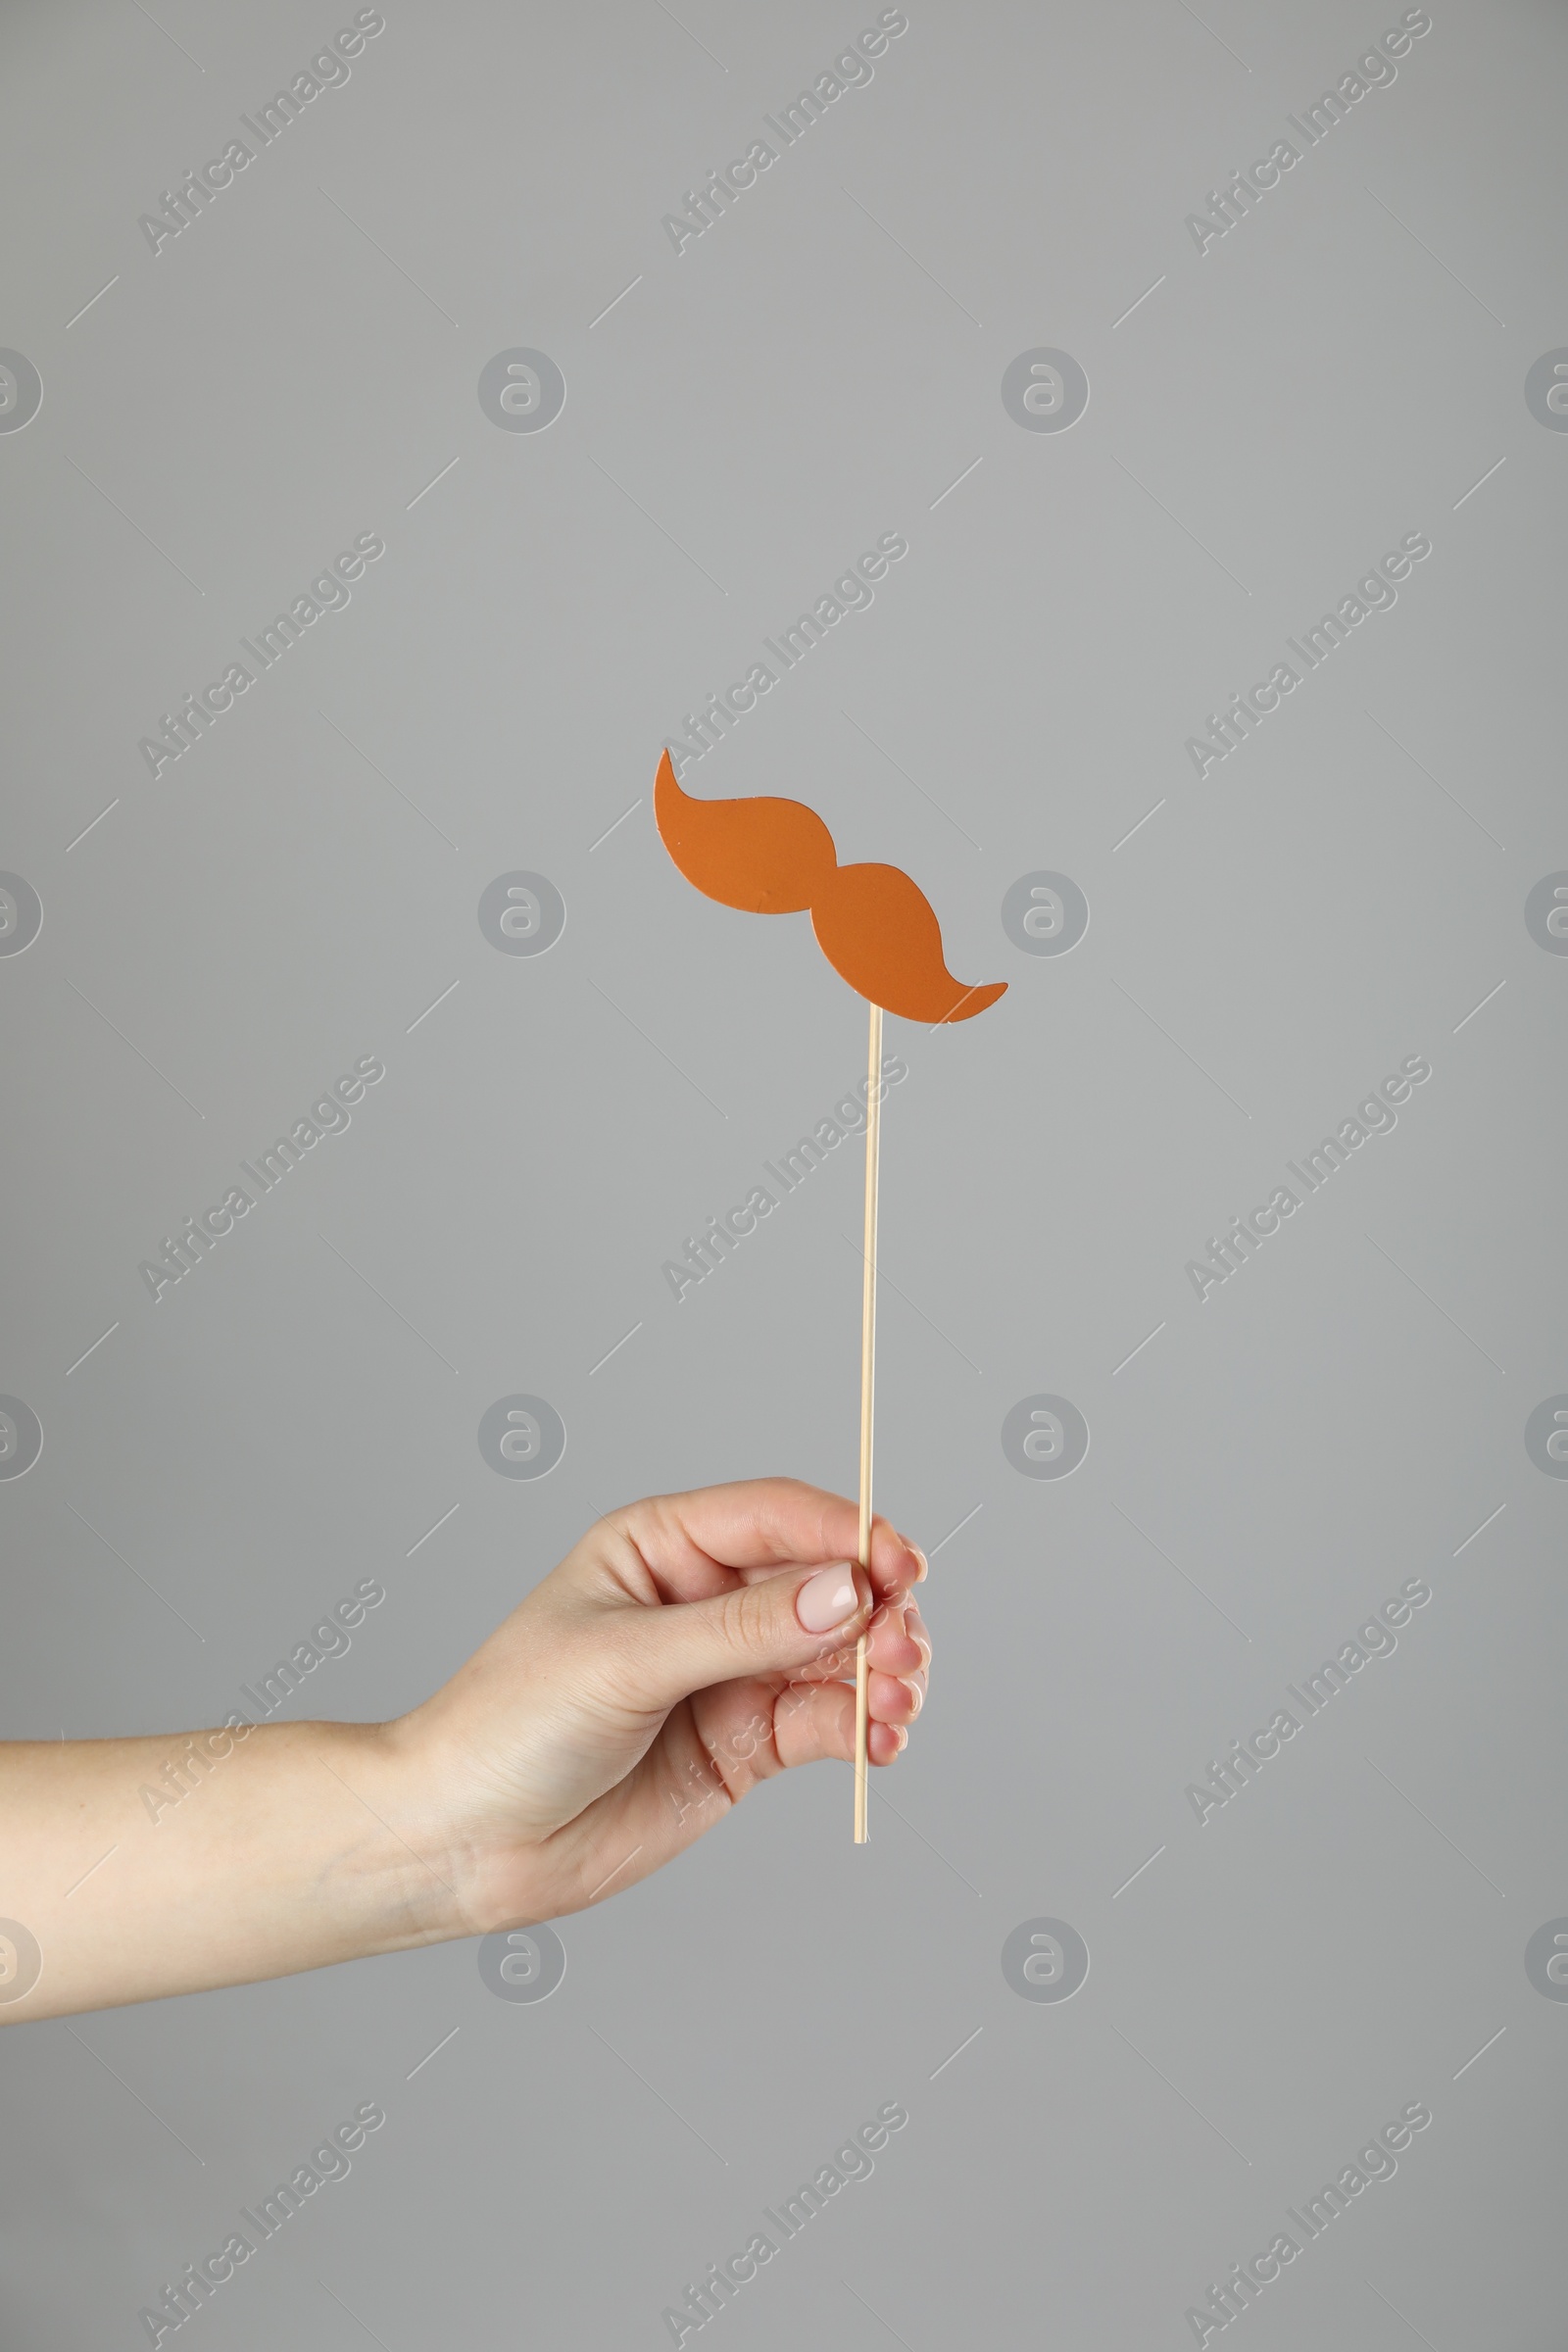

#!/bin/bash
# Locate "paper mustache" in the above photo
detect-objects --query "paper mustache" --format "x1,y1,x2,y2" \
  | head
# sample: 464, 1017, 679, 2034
654, 751, 1006, 1023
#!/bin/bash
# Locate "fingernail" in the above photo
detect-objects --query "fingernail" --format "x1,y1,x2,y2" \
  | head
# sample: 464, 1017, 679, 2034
903, 1539, 928, 1581
798, 1563, 860, 1633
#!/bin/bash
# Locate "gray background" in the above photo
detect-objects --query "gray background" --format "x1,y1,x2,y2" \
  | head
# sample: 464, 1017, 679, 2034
1, 0, 1565, 2343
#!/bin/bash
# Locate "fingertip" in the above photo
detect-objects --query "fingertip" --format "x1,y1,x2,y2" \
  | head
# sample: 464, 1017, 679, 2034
796, 1561, 862, 1635
867, 1666, 923, 1726
868, 1720, 908, 1765
870, 1517, 925, 1594
865, 1608, 923, 1674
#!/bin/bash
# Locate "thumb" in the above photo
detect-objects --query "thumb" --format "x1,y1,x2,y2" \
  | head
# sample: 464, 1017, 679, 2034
619, 1560, 870, 1712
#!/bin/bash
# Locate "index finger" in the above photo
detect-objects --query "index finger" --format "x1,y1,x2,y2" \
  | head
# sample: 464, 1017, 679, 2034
604, 1477, 925, 1607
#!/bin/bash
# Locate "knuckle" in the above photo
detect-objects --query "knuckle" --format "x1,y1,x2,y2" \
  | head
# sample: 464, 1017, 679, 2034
717, 1580, 773, 1658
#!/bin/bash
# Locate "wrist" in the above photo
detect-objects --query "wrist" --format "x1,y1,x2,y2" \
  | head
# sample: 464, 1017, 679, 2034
314, 1717, 480, 1958
369, 1707, 561, 1943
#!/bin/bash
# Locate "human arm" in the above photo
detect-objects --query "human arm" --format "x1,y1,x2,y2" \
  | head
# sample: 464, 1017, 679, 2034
0, 1479, 928, 2020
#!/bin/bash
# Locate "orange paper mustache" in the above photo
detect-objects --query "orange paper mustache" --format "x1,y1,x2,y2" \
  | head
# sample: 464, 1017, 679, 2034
654, 752, 1006, 1024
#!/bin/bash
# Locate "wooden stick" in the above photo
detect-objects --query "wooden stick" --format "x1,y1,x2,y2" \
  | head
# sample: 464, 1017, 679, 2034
854, 999, 883, 1842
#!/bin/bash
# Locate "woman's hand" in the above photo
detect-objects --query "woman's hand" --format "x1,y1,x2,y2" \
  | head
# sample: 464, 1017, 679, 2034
0, 1479, 929, 2020
398, 1477, 929, 1936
